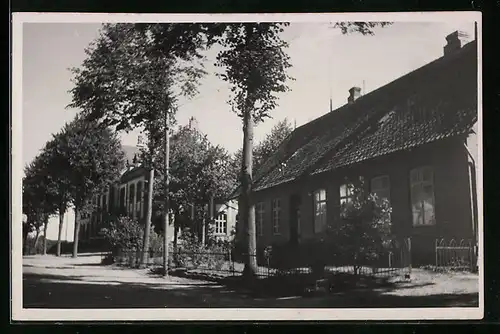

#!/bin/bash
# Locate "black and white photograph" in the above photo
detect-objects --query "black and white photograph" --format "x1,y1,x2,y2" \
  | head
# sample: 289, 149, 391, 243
12, 12, 483, 321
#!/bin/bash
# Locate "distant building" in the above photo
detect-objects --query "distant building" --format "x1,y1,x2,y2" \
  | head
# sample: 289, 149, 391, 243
80, 118, 237, 244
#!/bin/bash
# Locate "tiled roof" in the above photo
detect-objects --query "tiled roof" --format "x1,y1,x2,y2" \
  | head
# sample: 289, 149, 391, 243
251, 40, 478, 193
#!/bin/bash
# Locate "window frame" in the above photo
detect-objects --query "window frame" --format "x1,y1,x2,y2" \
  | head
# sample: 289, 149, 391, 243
214, 211, 228, 235
271, 198, 281, 235
136, 181, 143, 219
313, 189, 328, 234
256, 202, 265, 237
339, 182, 355, 206
128, 183, 136, 217
370, 174, 391, 204
409, 166, 436, 227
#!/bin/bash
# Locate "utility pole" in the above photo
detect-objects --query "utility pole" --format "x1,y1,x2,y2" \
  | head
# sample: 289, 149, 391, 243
163, 109, 170, 278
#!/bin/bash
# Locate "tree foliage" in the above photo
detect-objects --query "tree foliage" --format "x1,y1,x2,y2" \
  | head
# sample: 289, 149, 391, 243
101, 215, 162, 253
231, 117, 294, 178
213, 22, 294, 277
68, 23, 210, 268
51, 115, 126, 257
23, 145, 59, 255
148, 124, 234, 233
331, 22, 393, 35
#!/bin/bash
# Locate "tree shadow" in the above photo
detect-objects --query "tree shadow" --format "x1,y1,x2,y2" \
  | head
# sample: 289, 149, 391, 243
22, 270, 479, 309
72, 263, 110, 267
23, 272, 242, 309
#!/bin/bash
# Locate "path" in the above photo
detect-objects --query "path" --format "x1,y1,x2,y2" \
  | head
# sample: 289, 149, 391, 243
22, 255, 479, 308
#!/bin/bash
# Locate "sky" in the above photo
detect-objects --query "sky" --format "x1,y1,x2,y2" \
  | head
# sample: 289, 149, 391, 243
21, 20, 476, 170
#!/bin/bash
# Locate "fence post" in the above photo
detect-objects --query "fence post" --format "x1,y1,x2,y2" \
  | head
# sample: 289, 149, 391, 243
435, 238, 438, 267
408, 237, 412, 276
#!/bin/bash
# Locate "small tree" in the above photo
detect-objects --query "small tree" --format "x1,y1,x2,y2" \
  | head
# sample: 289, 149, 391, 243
330, 178, 392, 276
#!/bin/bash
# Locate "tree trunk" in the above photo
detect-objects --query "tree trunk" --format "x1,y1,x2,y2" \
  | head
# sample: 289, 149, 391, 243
141, 167, 155, 267
42, 215, 49, 255
23, 225, 30, 256
72, 207, 80, 258
172, 211, 180, 266
56, 209, 65, 256
242, 108, 258, 277
163, 111, 170, 277
33, 228, 41, 255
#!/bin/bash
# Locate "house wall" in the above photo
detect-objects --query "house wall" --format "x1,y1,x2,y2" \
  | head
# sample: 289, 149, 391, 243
252, 137, 475, 264
78, 169, 148, 242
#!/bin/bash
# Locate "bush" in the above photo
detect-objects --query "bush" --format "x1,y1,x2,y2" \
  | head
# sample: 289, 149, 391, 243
101, 215, 162, 258
328, 178, 392, 275
174, 230, 230, 270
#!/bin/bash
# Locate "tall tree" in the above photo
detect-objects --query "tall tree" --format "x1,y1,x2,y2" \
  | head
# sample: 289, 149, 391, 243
53, 115, 125, 258
214, 23, 294, 277
214, 22, 392, 277
68, 23, 208, 272
41, 131, 74, 256
23, 154, 58, 255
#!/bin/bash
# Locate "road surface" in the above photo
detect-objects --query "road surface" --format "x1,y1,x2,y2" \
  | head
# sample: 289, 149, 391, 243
22, 254, 479, 308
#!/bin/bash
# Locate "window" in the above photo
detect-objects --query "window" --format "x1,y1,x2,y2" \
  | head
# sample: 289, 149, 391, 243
272, 199, 281, 234
215, 211, 228, 235
340, 182, 354, 205
256, 202, 265, 237
136, 182, 143, 219
103, 194, 108, 212
313, 189, 327, 233
129, 184, 135, 217
410, 167, 436, 226
98, 195, 103, 224
120, 187, 126, 211
371, 175, 391, 204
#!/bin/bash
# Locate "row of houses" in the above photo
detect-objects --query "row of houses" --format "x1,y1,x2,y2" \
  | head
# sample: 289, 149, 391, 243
80, 29, 479, 265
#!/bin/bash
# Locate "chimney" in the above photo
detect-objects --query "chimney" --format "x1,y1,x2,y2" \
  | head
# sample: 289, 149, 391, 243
348, 86, 362, 104
444, 30, 471, 57
188, 116, 199, 131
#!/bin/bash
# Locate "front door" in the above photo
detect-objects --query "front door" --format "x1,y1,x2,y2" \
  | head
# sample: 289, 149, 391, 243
289, 194, 302, 245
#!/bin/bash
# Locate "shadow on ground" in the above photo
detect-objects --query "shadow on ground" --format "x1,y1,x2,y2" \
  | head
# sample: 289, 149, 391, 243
23, 268, 479, 309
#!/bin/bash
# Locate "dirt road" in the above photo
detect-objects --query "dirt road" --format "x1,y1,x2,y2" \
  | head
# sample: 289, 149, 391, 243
22, 254, 479, 308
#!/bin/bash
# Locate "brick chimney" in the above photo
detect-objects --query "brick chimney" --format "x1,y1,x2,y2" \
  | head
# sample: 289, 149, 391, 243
188, 116, 199, 131
444, 30, 471, 57
348, 86, 362, 104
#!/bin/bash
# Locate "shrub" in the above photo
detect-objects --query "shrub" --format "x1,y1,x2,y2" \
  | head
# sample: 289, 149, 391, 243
101, 215, 163, 259
328, 178, 392, 275
174, 230, 230, 270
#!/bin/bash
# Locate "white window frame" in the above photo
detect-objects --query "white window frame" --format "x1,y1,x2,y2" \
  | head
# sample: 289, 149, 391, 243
313, 189, 327, 233
256, 202, 265, 237
214, 211, 228, 235
119, 186, 126, 211
410, 166, 436, 227
129, 183, 136, 217
135, 181, 143, 219
370, 175, 391, 204
272, 199, 281, 235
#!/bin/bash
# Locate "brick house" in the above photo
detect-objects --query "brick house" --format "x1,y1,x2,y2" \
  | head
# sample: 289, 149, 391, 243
235, 30, 479, 265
